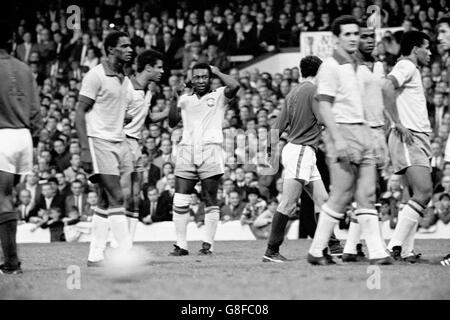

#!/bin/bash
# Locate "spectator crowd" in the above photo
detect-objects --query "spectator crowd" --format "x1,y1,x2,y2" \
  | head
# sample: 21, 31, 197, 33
6, 0, 450, 241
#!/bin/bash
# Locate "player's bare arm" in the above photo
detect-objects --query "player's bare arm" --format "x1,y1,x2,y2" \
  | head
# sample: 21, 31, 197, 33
382, 78, 413, 145
168, 94, 181, 128
317, 100, 350, 163
210, 65, 240, 99
75, 96, 95, 163
149, 108, 169, 123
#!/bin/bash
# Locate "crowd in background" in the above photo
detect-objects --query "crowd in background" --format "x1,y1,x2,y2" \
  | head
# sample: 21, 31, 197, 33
7, 0, 450, 241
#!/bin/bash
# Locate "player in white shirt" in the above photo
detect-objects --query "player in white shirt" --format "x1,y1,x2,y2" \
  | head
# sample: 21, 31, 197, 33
168, 63, 239, 256
382, 31, 432, 263
122, 49, 168, 242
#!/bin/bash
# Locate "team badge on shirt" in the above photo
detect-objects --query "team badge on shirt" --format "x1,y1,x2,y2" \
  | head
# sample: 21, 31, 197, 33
207, 98, 215, 107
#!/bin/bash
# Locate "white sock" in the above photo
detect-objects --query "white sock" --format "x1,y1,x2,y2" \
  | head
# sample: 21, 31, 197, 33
204, 207, 220, 251
309, 204, 342, 257
357, 209, 388, 259
388, 200, 422, 250
173, 212, 190, 250
88, 209, 110, 262
127, 211, 139, 244
379, 219, 388, 252
343, 218, 361, 255
401, 220, 418, 258
108, 209, 132, 253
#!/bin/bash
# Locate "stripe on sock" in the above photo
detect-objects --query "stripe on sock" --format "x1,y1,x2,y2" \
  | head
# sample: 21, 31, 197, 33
174, 205, 190, 214
205, 206, 220, 213
109, 207, 125, 216
126, 211, 139, 219
355, 208, 378, 217
407, 199, 425, 217
94, 207, 108, 219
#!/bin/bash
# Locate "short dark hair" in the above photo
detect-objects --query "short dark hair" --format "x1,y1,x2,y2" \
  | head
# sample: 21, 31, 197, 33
136, 49, 164, 72
331, 15, 360, 37
400, 30, 430, 56
192, 63, 212, 76
437, 13, 450, 28
104, 30, 129, 55
300, 55, 322, 78
71, 179, 82, 186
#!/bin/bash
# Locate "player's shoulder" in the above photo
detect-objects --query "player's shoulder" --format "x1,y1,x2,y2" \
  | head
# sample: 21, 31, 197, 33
393, 58, 416, 70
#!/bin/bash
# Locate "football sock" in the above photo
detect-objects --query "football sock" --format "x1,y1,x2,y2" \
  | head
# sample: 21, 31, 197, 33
266, 211, 289, 254
108, 208, 132, 252
401, 220, 419, 258
173, 212, 190, 250
126, 211, 139, 244
388, 199, 424, 250
204, 206, 220, 251
309, 204, 342, 257
343, 217, 361, 255
88, 208, 110, 262
356, 209, 387, 259
0, 217, 19, 268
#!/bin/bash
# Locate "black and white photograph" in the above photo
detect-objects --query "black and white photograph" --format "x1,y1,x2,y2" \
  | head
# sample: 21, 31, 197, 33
0, 0, 450, 307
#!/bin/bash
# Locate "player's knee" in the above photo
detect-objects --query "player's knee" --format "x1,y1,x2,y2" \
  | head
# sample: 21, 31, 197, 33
278, 198, 297, 216
354, 188, 376, 209
328, 190, 352, 212
413, 185, 433, 204
173, 193, 191, 214
109, 189, 125, 206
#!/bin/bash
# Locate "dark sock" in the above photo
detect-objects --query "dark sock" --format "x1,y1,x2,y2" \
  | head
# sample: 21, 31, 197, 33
328, 233, 341, 247
266, 211, 289, 254
0, 219, 19, 268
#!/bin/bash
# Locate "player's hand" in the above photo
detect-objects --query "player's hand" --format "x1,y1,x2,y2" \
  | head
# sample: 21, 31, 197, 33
172, 83, 186, 99
393, 123, 413, 145
210, 65, 220, 75
334, 137, 351, 164
81, 147, 93, 173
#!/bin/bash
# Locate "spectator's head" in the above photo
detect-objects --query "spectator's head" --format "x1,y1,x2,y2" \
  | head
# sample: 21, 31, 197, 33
42, 183, 54, 198
82, 33, 91, 46
229, 190, 241, 206
191, 63, 212, 96
70, 180, 83, 196
26, 172, 39, 186
104, 30, 133, 63
19, 189, 32, 206
136, 49, 164, 82
147, 186, 159, 202
53, 139, 66, 155
75, 172, 87, 186
162, 162, 174, 177
400, 31, 431, 66
223, 179, 235, 194
267, 198, 279, 213
437, 14, 450, 51
389, 174, 402, 191
87, 191, 98, 206
55, 172, 66, 186
145, 136, 156, 153
431, 141, 442, 157
244, 171, 256, 185
300, 55, 322, 79
280, 79, 291, 96
235, 167, 245, 182
190, 190, 200, 204
331, 15, 360, 54
49, 207, 62, 221
433, 92, 444, 107
160, 139, 172, 155
278, 13, 289, 27
69, 141, 81, 155
40, 150, 52, 164
442, 175, 450, 193
166, 173, 175, 189
439, 193, 450, 207
46, 116, 57, 131
149, 124, 161, 138
246, 187, 260, 204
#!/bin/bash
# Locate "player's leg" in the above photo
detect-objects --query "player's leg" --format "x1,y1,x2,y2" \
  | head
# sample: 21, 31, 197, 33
171, 176, 197, 255
199, 174, 223, 254
308, 162, 355, 262
128, 171, 141, 241
354, 165, 391, 263
388, 165, 432, 260
120, 171, 138, 243
87, 184, 110, 264
0, 171, 21, 273
263, 178, 304, 262
99, 174, 132, 254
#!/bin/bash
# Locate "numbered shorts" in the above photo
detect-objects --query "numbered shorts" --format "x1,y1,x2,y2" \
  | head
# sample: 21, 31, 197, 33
0, 128, 33, 175
323, 123, 375, 167
282, 143, 321, 184
388, 129, 431, 174
174, 144, 224, 180
126, 137, 144, 173
370, 126, 390, 170
88, 137, 133, 180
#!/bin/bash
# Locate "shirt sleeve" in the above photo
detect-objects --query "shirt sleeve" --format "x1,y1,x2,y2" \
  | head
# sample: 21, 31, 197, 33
79, 69, 101, 100
177, 95, 186, 109
216, 86, 227, 108
388, 60, 415, 89
316, 59, 338, 103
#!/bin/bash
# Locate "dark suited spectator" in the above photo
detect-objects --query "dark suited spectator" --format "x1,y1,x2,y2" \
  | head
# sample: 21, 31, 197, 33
211, 23, 229, 52
16, 172, 42, 209
45, 116, 62, 142
141, 151, 161, 187
221, 190, 246, 222
16, 189, 34, 223
55, 172, 71, 199
53, 31, 71, 62
182, 41, 208, 73
429, 92, 448, 132
158, 31, 180, 68
70, 33, 92, 65
75, 172, 91, 194
189, 190, 206, 227
30, 182, 65, 218
152, 139, 174, 171
318, 12, 332, 31
51, 138, 71, 172
430, 141, 445, 186
227, 22, 256, 55
206, 44, 230, 71
40, 208, 65, 242
37, 28, 56, 66
64, 153, 87, 182
234, 167, 248, 199
66, 60, 83, 82
146, 23, 162, 50
65, 180, 88, 216
254, 12, 276, 53
15, 32, 38, 63
276, 13, 292, 47
197, 24, 213, 50
158, 173, 175, 215
139, 186, 172, 224
30, 62, 45, 86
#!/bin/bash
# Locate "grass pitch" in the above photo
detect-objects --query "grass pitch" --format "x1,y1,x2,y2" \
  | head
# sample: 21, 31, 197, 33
0, 239, 449, 300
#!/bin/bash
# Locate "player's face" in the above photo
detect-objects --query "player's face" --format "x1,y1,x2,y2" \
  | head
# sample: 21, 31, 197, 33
147, 59, 164, 82
416, 39, 431, 66
359, 28, 376, 54
338, 24, 360, 54
437, 23, 450, 51
114, 36, 133, 63
192, 68, 211, 95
